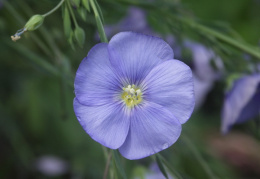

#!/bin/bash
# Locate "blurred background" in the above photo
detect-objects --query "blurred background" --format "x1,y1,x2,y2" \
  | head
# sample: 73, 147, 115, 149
0, 0, 260, 178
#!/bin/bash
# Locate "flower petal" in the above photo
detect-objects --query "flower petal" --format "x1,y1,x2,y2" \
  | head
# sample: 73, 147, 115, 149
119, 102, 181, 160
73, 98, 130, 149
141, 60, 195, 124
108, 32, 174, 85
74, 43, 122, 106
221, 74, 260, 134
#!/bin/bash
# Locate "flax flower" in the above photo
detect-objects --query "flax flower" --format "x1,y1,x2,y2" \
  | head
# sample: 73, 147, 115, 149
74, 32, 194, 159
221, 74, 260, 134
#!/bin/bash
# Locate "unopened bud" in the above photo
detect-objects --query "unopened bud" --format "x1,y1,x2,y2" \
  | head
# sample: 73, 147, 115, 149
25, 14, 44, 31
74, 26, 85, 48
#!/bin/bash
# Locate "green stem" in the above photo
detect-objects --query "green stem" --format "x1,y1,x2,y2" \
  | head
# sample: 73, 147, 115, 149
89, 0, 108, 42
66, 0, 79, 27
42, 0, 65, 17
182, 135, 218, 179
103, 150, 112, 179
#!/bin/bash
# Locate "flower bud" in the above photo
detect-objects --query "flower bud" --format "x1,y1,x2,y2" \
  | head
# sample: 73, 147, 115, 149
24, 15, 45, 31
74, 26, 85, 48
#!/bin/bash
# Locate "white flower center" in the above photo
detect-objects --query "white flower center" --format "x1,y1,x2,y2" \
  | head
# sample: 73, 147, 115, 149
122, 85, 142, 108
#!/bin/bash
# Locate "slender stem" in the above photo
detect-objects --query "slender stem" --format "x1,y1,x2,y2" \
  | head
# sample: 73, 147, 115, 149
89, 0, 108, 42
182, 135, 218, 179
66, 0, 79, 27
103, 150, 112, 179
42, 0, 65, 17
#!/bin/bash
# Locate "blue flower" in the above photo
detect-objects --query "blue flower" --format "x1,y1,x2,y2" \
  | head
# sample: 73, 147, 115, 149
221, 74, 260, 134
73, 32, 195, 160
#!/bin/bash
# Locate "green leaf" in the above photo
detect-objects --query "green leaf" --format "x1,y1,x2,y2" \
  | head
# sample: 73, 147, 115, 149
63, 6, 71, 38
74, 26, 85, 48
155, 154, 169, 179
112, 150, 127, 179
78, 7, 87, 21
82, 0, 90, 12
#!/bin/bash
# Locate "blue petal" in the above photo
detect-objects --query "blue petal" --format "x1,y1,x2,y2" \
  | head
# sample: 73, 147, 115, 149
74, 43, 122, 106
108, 32, 174, 85
73, 98, 130, 149
221, 74, 260, 134
119, 102, 181, 160
141, 60, 195, 124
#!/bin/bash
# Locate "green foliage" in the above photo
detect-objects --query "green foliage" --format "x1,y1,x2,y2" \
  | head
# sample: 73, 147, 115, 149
74, 26, 86, 47
24, 14, 45, 31
1, 0, 260, 178
155, 154, 169, 179
113, 150, 128, 179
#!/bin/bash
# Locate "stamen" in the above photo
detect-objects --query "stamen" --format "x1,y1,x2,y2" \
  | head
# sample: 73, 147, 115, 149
11, 28, 27, 42
121, 84, 143, 108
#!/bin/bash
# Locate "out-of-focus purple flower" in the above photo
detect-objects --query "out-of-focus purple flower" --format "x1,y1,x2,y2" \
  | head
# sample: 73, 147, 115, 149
221, 74, 260, 134
35, 155, 69, 177
103, 7, 154, 38
184, 41, 223, 109
101, 6, 181, 56
185, 41, 223, 82
193, 74, 214, 109
74, 32, 195, 160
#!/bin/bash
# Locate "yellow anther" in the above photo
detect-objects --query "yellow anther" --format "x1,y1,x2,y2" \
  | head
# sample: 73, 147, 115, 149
121, 84, 142, 108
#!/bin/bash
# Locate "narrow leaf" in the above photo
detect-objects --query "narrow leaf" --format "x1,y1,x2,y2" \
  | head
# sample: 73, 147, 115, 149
155, 154, 169, 179
112, 150, 127, 179
157, 153, 184, 179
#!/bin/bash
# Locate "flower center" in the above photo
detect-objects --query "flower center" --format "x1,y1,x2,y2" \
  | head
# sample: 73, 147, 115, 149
121, 85, 142, 108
